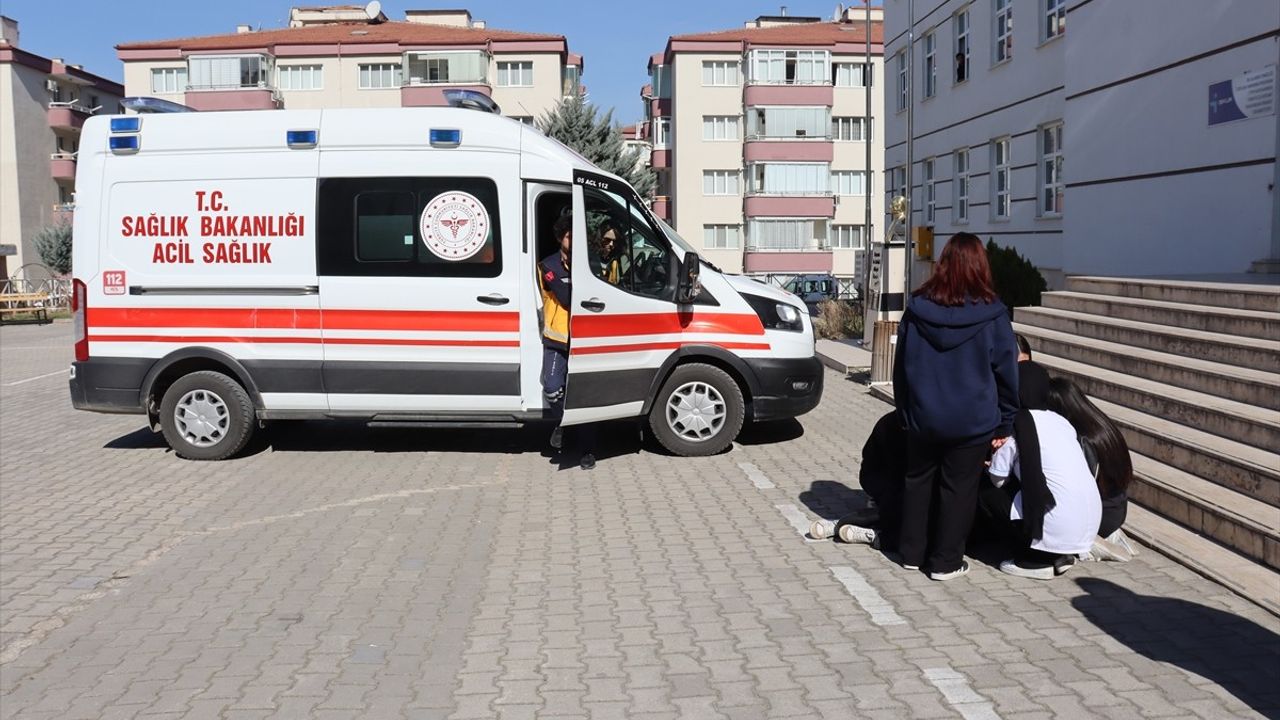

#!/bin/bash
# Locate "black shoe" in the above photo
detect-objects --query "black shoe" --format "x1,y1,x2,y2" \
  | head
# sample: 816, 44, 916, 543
580, 453, 596, 470
549, 427, 564, 450
1054, 555, 1077, 576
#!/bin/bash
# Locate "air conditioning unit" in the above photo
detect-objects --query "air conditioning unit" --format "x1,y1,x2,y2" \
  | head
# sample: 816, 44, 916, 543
45, 79, 58, 93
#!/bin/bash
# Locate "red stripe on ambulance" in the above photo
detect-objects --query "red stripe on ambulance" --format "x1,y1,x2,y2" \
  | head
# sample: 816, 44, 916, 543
571, 341, 771, 356
87, 307, 519, 333
573, 313, 764, 339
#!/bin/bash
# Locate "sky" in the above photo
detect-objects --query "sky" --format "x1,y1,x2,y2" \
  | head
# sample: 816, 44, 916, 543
0, 0, 876, 124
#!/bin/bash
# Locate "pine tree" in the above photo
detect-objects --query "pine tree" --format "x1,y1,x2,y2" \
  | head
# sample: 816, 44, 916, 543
33, 221, 73, 276
540, 95, 655, 199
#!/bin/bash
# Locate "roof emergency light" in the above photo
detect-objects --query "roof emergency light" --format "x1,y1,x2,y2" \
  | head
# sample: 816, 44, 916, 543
110, 117, 141, 133
443, 89, 501, 115
121, 96, 195, 114
109, 135, 140, 154
287, 130, 318, 149
429, 128, 461, 148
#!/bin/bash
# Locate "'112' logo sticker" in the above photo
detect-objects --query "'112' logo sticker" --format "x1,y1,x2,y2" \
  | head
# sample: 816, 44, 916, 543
103, 271, 126, 295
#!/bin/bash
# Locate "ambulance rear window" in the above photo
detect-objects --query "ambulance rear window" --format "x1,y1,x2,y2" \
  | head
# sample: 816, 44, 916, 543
356, 192, 416, 262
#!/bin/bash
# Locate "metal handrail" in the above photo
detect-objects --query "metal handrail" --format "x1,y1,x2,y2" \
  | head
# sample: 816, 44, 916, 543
50, 152, 78, 161
48, 100, 94, 114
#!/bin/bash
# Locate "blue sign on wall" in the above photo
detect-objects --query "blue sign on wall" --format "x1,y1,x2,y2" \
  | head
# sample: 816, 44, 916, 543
1208, 65, 1276, 127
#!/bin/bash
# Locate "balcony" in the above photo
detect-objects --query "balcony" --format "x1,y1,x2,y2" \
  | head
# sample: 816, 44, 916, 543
183, 87, 282, 111
650, 149, 671, 168
47, 102, 91, 131
401, 83, 491, 107
743, 140, 833, 163
744, 195, 835, 218
651, 196, 671, 222
743, 248, 833, 274
743, 84, 833, 107
52, 203, 75, 225
50, 153, 77, 181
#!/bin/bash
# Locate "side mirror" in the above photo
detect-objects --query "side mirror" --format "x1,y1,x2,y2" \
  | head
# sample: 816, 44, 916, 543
677, 252, 701, 304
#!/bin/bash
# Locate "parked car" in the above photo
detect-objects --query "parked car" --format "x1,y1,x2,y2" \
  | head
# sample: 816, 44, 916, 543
782, 274, 839, 314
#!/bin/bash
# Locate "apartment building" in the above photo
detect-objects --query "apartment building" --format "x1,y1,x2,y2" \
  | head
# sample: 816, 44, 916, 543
885, 0, 1279, 286
0, 17, 124, 280
643, 9, 885, 293
117, 6, 582, 123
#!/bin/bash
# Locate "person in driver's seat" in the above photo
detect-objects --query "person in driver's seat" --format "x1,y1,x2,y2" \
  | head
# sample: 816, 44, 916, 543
589, 220, 623, 286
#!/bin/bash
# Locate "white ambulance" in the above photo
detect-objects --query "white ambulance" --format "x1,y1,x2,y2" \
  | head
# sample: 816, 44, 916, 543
69, 98, 823, 460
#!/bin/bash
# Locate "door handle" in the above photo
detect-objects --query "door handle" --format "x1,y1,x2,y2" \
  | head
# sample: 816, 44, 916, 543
477, 293, 510, 306
580, 298, 606, 312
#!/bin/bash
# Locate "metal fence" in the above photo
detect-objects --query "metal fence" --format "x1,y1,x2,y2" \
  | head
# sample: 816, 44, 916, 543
1, 276, 72, 309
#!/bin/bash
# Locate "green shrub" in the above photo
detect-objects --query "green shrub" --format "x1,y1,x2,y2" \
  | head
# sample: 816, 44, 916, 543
34, 222, 73, 276
814, 299, 864, 339
986, 239, 1046, 310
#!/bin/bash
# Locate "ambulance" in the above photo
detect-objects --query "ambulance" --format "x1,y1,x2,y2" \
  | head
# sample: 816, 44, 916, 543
68, 94, 823, 460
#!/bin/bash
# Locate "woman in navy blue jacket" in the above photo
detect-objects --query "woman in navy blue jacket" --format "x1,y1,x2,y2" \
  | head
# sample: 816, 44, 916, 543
893, 232, 1019, 580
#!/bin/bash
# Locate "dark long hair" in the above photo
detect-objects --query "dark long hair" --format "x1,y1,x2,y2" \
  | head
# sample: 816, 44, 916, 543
1047, 377, 1133, 497
916, 232, 996, 307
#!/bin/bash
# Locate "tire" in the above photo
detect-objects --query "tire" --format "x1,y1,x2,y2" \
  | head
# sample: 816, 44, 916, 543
158, 370, 255, 461
648, 363, 745, 457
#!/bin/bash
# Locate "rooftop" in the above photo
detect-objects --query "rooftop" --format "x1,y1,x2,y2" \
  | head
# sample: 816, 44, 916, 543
117, 19, 563, 52
672, 20, 883, 46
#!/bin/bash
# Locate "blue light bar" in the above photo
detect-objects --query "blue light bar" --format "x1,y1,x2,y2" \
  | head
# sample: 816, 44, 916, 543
286, 129, 318, 149
109, 136, 140, 154
110, 117, 141, 133
429, 128, 461, 148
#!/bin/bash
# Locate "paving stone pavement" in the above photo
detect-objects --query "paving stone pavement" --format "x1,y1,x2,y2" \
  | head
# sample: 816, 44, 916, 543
2, 321, 1278, 719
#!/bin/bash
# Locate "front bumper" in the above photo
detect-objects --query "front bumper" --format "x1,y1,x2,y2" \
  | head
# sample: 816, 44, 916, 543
69, 359, 149, 414
744, 355, 824, 422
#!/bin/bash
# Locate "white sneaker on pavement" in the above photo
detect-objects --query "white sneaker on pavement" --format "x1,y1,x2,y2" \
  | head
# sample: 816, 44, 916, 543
808, 520, 836, 541
837, 524, 878, 546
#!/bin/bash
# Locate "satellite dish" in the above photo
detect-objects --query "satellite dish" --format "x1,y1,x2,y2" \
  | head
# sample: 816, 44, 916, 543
364, 0, 382, 19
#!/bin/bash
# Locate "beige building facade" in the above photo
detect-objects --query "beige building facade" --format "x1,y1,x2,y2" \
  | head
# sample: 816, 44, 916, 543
0, 16, 123, 281
117, 7, 582, 124
643, 9, 885, 294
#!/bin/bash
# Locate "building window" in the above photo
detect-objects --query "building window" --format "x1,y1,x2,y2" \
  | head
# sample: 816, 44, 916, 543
150, 67, 188, 94
652, 65, 672, 98
831, 225, 866, 250
923, 158, 936, 224
703, 224, 741, 249
992, 137, 1011, 218
747, 106, 829, 139
954, 148, 969, 223
923, 32, 937, 98
654, 117, 671, 147
405, 52, 486, 85
832, 171, 868, 196
749, 163, 830, 195
833, 62, 873, 87
747, 218, 829, 250
562, 65, 581, 98
358, 63, 402, 89
703, 170, 741, 196
750, 49, 831, 85
896, 51, 907, 112
1044, 0, 1066, 40
832, 116, 872, 142
703, 115, 740, 141
497, 61, 534, 87
955, 9, 970, 83
994, 0, 1014, 63
886, 165, 905, 205
1041, 122, 1064, 215
188, 55, 268, 90
278, 64, 323, 91
702, 61, 740, 86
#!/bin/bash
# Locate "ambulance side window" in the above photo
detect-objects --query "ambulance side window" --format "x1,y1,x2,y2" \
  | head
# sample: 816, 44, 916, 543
317, 176, 502, 278
583, 185, 674, 302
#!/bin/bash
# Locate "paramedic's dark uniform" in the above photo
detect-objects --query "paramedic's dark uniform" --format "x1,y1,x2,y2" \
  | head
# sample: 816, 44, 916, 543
538, 252, 572, 414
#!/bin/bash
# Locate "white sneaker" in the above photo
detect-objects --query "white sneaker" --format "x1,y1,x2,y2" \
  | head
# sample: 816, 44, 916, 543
929, 561, 970, 581
837, 524, 878, 546
1089, 535, 1133, 563
998, 558, 1054, 580
1107, 528, 1140, 557
808, 520, 836, 541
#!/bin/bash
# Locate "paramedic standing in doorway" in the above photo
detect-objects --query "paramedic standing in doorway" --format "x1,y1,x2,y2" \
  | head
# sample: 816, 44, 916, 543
539, 214, 596, 470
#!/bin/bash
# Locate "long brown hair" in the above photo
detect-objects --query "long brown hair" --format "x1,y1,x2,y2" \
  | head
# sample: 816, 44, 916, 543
1047, 377, 1133, 498
916, 232, 996, 306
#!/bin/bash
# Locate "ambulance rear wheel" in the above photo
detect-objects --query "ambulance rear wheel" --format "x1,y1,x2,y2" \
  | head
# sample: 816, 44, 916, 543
649, 363, 744, 457
159, 371, 255, 461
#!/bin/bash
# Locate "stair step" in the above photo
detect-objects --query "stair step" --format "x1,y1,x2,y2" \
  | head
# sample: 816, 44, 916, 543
1034, 354, 1280, 450
1067, 275, 1280, 313
1014, 306, 1280, 373
1089, 396, 1280, 508
1125, 504, 1280, 617
1128, 452, 1280, 570
1014, 323, 1280, 411
1042, 291, 1280, 340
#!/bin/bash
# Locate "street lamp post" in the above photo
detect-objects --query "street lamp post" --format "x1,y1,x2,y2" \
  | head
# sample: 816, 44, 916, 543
862, 1, 873, 308
904, 0, 915, 295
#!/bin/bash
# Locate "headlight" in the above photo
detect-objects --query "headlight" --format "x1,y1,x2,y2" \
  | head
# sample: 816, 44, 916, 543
743, 294, 804, 332
776, 303, 800, 325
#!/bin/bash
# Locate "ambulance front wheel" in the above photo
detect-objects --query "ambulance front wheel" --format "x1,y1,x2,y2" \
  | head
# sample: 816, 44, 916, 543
158, 370, 255, 461
649, 363, 745, 457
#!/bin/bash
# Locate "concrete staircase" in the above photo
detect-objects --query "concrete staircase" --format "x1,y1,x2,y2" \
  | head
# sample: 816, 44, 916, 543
1015, 276, 1280, 615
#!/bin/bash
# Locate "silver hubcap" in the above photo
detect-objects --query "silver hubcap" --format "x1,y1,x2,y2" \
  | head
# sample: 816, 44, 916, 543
174, 389, 230, 448
666, 381, 727, 442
